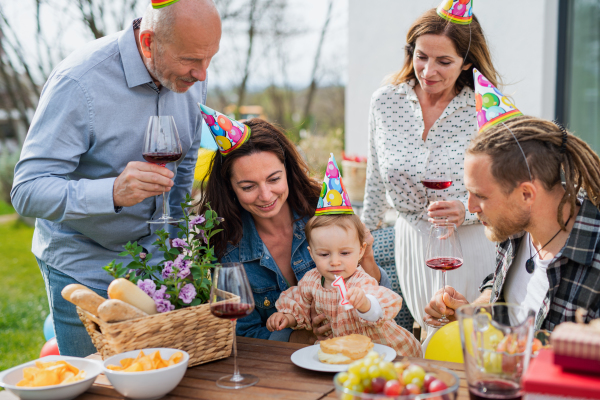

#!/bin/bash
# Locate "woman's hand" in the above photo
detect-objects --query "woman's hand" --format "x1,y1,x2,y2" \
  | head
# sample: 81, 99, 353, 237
428, 200, 465, 226
310, 302, 332, 340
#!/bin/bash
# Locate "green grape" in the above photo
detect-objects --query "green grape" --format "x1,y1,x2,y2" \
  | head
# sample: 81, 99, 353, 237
359, 367, 369, 380
368, 365, 382, 379
341, 393, 353, 400
402, 365, 426, 385
348, 374, 361, 386
351, 384, 364, 393
412, 377, 423, 388
348, 363, 362, 376
337, 372, 349, 384
381, 368, 397, 381
362, 378, 372, 390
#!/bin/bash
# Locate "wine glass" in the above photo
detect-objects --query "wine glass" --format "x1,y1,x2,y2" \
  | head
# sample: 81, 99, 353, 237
142, 116, 183, 225
425, 222, 463, 327
210, 262, 258, 389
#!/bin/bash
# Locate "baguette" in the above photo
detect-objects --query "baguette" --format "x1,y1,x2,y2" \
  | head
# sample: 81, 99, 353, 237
61, 283, 91, 301
97, 299, 148, 322
108, 278, 157, 315
69, 289, 106, 316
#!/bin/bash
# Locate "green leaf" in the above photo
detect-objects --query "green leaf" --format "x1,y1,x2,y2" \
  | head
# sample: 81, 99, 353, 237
190, 298, 203, 306
169, 248, 181, 256
118, 250, 130, 257
205, 221, 213, 229
126, 261, 143, 270
208, 229, 223, 238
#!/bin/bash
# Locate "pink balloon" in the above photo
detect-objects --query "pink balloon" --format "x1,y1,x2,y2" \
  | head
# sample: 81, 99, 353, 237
40, 337, 60, 357
325, 161, 339, 178
229, 125, 242, 142
205, 114, 216, 126
477, 74, 492, 88
451, 3, 466, 16
477, 110, 488, 127
343, 192, 352, 207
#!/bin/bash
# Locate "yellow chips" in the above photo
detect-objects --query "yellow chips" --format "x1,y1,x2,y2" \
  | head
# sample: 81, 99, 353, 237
107, 351, 183, 372
17, 361, 86, 387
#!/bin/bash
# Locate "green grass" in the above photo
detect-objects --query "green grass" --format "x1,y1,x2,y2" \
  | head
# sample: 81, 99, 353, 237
0, 199, 14, 215
0, 220, 49, 373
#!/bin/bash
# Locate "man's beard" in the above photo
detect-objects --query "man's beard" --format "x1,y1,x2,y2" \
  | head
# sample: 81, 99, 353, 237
479, 206, 530, 243
145, 46, 197, 93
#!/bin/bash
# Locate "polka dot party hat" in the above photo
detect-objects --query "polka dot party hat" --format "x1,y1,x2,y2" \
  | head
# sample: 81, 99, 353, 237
473, 68, 523, 133
197, 103, 251, 156
315, 153, 354, 216
151, 0, 181, 9
436, 0, 473, 25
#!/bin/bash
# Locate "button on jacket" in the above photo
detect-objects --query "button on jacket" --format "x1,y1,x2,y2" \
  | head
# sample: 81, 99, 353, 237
11, 21, 206, 289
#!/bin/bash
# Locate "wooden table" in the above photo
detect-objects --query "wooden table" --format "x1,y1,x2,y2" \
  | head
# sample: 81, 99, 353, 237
0, 337, 469, 400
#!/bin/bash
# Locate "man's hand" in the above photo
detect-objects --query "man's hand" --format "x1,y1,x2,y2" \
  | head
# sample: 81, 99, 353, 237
428, 200, 466, 227
310, 302, 332, 340
266, 312, 295, 332
423, 286, 468, 327
348, 287, 370, 313
113, 162, 175, 207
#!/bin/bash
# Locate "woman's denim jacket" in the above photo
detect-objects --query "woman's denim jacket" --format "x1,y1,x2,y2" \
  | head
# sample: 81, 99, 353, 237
220, 209, 391, 341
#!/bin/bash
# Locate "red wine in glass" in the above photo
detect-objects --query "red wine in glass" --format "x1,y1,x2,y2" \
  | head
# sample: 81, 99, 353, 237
211, 303, 254, 320
142, 151, 182, 166
468, 379, 522, 400
421, 179, 453, 190
426, 257, 463, 271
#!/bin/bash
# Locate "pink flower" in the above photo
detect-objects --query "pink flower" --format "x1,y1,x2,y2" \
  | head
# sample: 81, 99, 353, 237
162, 261, 174, 279
171, 238, 187, 248
179, 283, 197, 304
137, 279, 156, 297
189, 215, 206, 230
177, 260, 192, 279
155, 299, 175, 313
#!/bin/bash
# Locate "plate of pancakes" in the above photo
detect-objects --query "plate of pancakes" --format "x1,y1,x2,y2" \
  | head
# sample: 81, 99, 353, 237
291, 334, 396, 372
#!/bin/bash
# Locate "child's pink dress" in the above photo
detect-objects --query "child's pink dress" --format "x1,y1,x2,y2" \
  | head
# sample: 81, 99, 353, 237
275, 267, 422, 357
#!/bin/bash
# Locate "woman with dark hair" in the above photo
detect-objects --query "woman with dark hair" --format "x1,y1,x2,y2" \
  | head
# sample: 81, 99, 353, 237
197, 115, 391, 342
361, 3, 497, 344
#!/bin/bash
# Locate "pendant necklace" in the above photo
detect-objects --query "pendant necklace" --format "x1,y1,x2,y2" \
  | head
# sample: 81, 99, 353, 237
526, 216, 571, 273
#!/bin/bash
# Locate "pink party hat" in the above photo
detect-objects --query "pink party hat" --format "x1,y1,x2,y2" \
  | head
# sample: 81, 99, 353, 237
437, 0, 474, 25
197, 104, 251, 155
473, 68, 523, 133
315, 153, 353, 216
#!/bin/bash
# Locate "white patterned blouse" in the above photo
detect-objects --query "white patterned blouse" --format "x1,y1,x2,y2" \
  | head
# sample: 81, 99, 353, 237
362, 79, 480, 230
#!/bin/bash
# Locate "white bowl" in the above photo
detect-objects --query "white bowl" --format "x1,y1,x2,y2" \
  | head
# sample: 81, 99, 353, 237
102, 348, 189, 400
0, 355, 103, 400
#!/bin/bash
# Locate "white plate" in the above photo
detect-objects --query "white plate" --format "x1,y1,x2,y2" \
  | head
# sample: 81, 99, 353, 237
291, 343, 396, 373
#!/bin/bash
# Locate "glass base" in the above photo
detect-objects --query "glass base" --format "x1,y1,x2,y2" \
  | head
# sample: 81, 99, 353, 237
216, 374, 259, 389
146, 217, 183, 225
424, 316, 450, 328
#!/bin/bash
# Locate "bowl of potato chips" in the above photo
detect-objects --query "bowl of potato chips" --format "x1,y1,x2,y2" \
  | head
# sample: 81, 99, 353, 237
0, 356, 103, 400
102, 348, 189, 400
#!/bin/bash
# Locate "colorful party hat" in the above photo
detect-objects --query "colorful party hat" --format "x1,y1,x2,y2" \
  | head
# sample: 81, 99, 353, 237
315, 153, 353, 216
437, 0, 474, 25
197, 103, 251, 156
151, 0, 181, 9
473, 68, 523, 133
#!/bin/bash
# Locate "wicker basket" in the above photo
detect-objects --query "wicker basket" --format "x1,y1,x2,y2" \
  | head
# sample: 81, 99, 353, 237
77, 294, 235, 367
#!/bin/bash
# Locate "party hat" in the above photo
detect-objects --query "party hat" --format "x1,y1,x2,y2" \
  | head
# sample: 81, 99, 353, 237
437, 0, 474, 25
315, 153, 353, 216
473, 68, 522, 133
197, 103, 251, 155
151, 0, 181, 9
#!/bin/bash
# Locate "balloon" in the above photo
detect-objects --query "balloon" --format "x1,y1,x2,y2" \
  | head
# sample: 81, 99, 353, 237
229, 125, 242, 142
486, 106, 506, 121
317, 197, 323, 209
329, 177, 342, 192
477, 74, 492, 88
43, 314, 55, 341
320, 182, 327, 198
475, 94, 483, 112
215, 136, 232, 151
425, 321, 464, 363
482, 93, 499, 109
442, 0, 453, 11
451, 3, 466, 16
326, 161, 339, 178
40, 337, 60, 357
477, 110, 488, 127
343, 192, 351, 207
458, 0, 470, 4
211, 123, 225, 136
501, 96, 516, 109
217, 115, 232, 131
326, 190, 343, 207
198, 103, 216, 116
204, 114, 216, 126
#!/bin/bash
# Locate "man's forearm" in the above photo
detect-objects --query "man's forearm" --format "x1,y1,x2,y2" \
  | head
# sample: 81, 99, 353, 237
360, 253, 381, 283
473, 289, 492, 305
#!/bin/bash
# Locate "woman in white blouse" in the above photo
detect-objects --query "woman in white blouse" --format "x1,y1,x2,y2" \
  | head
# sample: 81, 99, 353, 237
362, 9, 499, 345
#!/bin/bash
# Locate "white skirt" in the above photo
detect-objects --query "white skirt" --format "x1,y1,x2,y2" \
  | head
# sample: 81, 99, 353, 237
394, 216, 496, 351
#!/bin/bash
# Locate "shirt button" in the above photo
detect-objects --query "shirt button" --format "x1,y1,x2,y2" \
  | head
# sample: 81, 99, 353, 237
264, 298, 271, 307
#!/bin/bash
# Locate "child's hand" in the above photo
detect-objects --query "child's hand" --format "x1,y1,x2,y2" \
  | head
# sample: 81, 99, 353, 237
266, 312, 296, 331
348, 287, 371, 313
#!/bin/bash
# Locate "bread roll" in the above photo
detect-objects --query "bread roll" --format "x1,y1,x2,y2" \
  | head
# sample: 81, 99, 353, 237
69, 289, 106, 316
61, 284, 91, 301
98, 299, 148, 322
107, 278, 157, 315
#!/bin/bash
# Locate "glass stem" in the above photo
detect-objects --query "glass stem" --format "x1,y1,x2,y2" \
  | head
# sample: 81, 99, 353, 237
231, 320, 242, 382
162, 190, 169, 219
441, 270, 447, 318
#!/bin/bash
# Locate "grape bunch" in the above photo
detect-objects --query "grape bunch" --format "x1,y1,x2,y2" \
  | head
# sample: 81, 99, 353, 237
335, 351, 449, 399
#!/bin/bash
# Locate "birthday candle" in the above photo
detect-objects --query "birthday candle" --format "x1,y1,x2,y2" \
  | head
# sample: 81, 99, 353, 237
332, 275, 353, 310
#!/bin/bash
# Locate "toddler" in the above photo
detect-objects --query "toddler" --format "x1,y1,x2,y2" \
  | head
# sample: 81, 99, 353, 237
266, 214, 422, 357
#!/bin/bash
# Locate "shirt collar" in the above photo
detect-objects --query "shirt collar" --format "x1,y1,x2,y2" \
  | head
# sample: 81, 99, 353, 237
559, 198, 600, 266
118, 19, 154, 88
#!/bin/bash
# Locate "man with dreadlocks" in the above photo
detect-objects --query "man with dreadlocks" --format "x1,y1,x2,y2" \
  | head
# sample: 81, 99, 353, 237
424, 73, 600, 330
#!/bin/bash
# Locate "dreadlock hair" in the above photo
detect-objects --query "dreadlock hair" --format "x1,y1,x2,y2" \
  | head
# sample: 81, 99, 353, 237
467, 115, 600, 231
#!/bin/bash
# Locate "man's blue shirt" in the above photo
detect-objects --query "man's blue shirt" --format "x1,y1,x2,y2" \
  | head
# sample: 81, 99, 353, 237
11, 21, 206, 289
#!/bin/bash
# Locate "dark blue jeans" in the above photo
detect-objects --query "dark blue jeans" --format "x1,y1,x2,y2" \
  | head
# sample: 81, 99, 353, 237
37, 258, 107, 357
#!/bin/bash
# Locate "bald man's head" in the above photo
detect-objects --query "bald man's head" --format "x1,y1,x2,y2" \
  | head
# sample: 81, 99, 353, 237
139, 0, 221, 93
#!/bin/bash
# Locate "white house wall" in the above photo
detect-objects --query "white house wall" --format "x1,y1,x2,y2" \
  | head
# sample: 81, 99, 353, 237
346, 0, 559, 156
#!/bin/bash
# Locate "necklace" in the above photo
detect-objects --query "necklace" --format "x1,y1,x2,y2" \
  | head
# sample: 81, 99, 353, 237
526, 216, 571, 273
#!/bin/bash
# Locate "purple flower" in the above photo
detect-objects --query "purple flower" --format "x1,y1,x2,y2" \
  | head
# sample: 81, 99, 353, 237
137, 279, 156, 297
189, 215, 206, 230
198, 230, 208, 244
139, 252, 147, 260
155, 298, 175, 313
177, 260, 192, 279
173, 254, 185, 269
179, 283, 197, 304
171, 238, 187, 248
162, 261, 174, 279
153, 285, 168, 300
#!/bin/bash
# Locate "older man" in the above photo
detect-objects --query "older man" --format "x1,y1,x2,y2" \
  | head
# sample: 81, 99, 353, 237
424, 116, 600, 330
11, 0, 221, 356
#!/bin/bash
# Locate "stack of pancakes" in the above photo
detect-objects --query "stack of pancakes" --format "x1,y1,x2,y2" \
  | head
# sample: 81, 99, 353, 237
317, 334, 374, 364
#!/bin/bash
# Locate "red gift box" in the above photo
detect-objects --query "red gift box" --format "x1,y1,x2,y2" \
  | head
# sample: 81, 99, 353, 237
523, 349, 600, 400
551, 321, 600, 374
